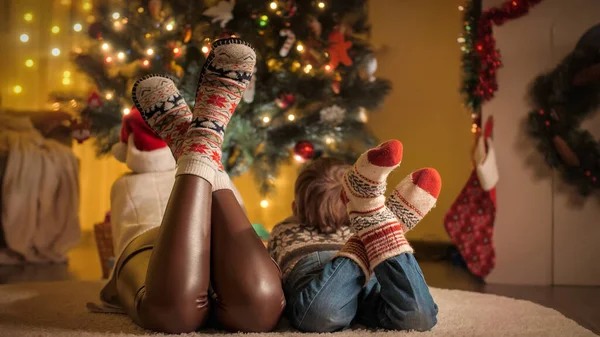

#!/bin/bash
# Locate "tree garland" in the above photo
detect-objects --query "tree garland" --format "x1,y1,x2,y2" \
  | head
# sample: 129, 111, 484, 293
526, 46, 600, 196
459, 0, 544, 131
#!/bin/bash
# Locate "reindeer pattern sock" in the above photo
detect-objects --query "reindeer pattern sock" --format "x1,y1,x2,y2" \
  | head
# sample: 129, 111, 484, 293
177, 38, 256, 178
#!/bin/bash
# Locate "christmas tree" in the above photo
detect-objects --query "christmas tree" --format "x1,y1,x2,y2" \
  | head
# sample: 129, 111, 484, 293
54, 0, 391, 195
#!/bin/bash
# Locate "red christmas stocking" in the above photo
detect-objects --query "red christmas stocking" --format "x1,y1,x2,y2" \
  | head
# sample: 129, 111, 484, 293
444, 116, 498, 278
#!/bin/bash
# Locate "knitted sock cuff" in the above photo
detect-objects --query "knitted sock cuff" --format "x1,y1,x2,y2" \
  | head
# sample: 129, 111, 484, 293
176, 156, 217, 183
334, 235, 371, 284
213, 171, 232, 191
358, 222, 413, 270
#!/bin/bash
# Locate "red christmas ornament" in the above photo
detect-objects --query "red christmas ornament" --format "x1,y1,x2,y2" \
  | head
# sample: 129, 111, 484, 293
71, 118, 92, 144
294, 141, 315, 160
327, 29, 352, 69
87, 91, 103, 109
88, 22, 103, 39
275, 93, 295, 109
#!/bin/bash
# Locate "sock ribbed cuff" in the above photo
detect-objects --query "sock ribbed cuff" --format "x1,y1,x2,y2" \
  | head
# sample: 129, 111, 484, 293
335, 235, 371, 285
213, 171, 232, 191
358, 221, 413, 270
176, 156, 217, 183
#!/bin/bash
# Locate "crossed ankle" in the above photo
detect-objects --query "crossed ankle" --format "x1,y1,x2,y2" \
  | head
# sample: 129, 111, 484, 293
335, 236, 371, 283
357, 220, 413, 270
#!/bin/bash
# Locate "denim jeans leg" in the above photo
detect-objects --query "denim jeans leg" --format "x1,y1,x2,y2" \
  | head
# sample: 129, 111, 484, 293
356, 253, 438, 331
284, 251, 366, 332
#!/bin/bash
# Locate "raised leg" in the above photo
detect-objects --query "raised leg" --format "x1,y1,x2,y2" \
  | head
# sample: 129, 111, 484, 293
210, 189, 285, 332
114, 174, 213, 333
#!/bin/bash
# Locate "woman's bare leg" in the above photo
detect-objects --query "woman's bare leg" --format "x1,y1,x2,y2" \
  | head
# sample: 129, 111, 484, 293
210, 189, 285, 332
114, 175, 213, 333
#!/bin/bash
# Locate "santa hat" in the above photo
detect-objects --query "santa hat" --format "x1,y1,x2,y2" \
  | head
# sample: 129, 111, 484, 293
112, 106, 176, 173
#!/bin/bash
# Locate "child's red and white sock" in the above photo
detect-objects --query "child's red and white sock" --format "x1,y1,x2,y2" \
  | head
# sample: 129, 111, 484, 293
341, 140, 411, 269
177, 38, 256, 178
132, 75, 192, 159
335, 235, 371, 282
386, 168, 442, 233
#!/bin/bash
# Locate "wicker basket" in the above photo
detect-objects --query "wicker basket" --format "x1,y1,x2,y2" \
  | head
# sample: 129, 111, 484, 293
93, 220, 115, 279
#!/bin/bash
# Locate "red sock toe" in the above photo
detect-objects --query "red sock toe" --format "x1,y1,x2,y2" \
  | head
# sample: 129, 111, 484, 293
411, 168, 442, 198
367, 140, 403, 167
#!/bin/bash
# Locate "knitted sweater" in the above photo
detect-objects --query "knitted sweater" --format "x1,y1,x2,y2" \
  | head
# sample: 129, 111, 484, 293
267, 217, 353, 280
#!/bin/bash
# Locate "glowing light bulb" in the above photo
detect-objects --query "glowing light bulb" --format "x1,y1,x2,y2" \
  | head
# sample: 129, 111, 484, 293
287, 114, 295, 121
146, 48, 154, 55
296, 44, 304, 52
142, 59, 150, 67
123, 108, 131, 115
113, 21, 122, 29
51, 26, 60, 34
262, 116, 271, 124
260, 200, 269, 208
105, 93, 113, 100
303, 64, 313, 73
112, 12, 120, 19
63, 71, 71, 78
83, 2, 92, 10
20, 34, 30, 42
25, 59, 34, 67
457, 37, 466, 43
260, 15, 268, 21
318, 1, 325, 9
138, 7, 144, 13
324, 64, 332, 72
105, 56, 113, 63
201, 45, 210, 54
13, 85, 23, 94
117, 52, 125, 60
325, 136, 334, 144
73, 23, 82, 32
269, 2, 277, 9
166, 23, 174, 31
62, 78, 71, 85
24, 13, 33, 22
294, 154, 304, 162
173, 47, 180, 54
101, 43, 110, 51
51, 48, 61, 56
458, 5, 464, 11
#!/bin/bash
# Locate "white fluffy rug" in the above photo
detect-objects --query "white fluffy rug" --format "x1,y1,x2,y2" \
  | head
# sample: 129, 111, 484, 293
0, 280, 595, 337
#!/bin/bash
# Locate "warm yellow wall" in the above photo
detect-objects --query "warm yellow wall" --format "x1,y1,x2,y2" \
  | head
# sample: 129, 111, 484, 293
236, 1, 474, 242
2, 1, 473, 241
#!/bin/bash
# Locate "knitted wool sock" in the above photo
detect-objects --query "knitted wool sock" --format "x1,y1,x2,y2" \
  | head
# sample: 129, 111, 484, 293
177, 38, 256, 178
386, 168, 442, 233
341, 140, 412, 269
132, 75, 193, 159
132, 75, 245, 195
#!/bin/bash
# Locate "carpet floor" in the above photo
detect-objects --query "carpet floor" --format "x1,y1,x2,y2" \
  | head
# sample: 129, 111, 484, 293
0, 280, 595, 337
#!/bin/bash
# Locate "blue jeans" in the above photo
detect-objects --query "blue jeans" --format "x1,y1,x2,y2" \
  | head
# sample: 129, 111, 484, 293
284, 251, 438, 332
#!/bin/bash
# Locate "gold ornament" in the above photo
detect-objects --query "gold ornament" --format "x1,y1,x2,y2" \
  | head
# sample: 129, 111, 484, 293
148, 0, 162, 19
170, 60, 184, 78
552, 136, 580, 167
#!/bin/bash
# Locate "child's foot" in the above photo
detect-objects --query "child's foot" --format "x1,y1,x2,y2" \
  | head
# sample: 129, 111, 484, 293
386, 168, 442, 233
178, 38, 256, 177
341, 140, 412, 269
131, 75, 192, 159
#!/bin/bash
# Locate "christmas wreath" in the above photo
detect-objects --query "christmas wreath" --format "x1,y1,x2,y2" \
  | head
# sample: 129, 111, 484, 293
526, 29, 600, 196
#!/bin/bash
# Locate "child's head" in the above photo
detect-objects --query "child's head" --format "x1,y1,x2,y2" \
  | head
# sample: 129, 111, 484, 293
293, 157, 350, 233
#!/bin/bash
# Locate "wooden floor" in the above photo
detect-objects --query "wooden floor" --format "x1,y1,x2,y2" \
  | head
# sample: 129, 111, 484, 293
0, 231, 598, 335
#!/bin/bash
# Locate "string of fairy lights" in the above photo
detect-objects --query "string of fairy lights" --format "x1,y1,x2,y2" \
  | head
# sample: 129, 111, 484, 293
11, 0, 92, 100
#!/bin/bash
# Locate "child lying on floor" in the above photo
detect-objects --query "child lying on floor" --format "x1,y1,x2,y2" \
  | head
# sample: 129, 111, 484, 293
268, 141, 441, 332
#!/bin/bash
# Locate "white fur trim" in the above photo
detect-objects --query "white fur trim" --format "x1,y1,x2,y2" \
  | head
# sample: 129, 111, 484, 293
122, 136, 176, 173
476, 138, 499, 191
111, 142, 128, 163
